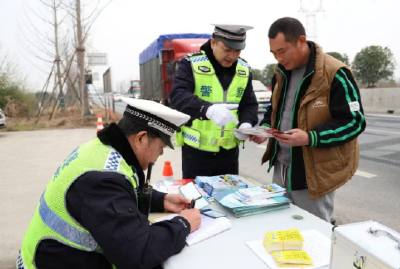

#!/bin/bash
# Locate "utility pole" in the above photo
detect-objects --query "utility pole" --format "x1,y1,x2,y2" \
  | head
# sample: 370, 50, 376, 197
298, 0, 324, 42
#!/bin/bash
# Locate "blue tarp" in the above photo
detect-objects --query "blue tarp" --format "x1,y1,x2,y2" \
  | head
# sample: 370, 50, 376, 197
139, 34, 211, 64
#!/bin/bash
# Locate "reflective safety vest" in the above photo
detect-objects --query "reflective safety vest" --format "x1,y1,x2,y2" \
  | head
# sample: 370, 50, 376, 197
17, 139, 137, 269
176, 51, 250, 152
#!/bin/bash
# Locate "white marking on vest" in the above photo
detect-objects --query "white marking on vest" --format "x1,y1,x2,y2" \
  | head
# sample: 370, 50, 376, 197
312, 100, 326, 108
349, 101, 360, 112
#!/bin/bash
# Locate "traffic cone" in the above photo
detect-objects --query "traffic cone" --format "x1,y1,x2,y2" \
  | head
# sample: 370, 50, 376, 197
96, 114, 104, 137
162, 161, 174, 180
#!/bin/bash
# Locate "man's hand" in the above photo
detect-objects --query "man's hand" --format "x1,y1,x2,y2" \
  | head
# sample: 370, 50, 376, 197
180, 209, 201, 233
206, 104, 239, 126
164, 194, 191, 213
249, 135, 268, 144
234, 123, 252, 140
273, 129, 309, 146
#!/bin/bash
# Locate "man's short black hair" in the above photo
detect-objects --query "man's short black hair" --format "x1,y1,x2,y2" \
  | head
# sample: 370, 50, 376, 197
118, 118, 159, 139
268, 17, 306, 44
212, 33, 223, 43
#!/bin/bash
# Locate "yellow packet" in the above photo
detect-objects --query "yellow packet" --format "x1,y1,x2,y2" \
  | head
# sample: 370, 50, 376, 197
271, 250, 313, 265
265, 229, 304, 243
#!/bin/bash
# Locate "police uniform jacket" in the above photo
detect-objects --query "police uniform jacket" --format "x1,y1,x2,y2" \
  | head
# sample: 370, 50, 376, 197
170, 40, 258, 159
34, 123, 191, 269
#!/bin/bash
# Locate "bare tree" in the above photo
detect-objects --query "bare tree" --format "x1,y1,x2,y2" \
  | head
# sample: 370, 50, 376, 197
19, 0, 112, 123
19, 0, 72, 115
61, 0, 113, 124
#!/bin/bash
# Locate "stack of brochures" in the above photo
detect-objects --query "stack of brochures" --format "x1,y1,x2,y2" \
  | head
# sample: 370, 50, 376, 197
271, 250, 313, 267
237, 184, 286, 201
195, 175, 248, 196
246, 229, 330, 269
264, 229, 313, 267
263, 229, 304, 253
213, 184, 291, 218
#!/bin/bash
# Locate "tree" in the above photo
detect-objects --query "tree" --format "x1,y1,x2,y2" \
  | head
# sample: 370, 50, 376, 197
326, 52, 350, 66
262, 64, 277, 87
61, 0, 113, 123
19, 0, 76, 117
352, 46, 396, 88
0, 43, 30, 110
252, 68, 263, 81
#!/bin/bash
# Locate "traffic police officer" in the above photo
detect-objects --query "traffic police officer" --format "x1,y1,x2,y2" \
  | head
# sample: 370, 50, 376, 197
170, 24, 259, 179
17, 98, 201, 269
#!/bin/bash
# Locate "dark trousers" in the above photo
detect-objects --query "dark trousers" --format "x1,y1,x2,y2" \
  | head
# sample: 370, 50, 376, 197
182, 146, 239, 179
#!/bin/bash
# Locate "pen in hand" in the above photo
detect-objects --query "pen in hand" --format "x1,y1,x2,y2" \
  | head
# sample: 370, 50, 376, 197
190, 199, 196, 209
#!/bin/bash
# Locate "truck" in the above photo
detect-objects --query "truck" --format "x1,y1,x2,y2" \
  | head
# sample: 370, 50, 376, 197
139, 34, 211, 106
128, 80, 141, 99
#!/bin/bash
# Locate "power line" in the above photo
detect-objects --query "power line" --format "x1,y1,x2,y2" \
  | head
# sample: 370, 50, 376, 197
298, 0, 324, 42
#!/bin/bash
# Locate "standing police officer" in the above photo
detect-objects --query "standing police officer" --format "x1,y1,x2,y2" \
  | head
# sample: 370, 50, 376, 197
170, 24, 259, 179
17, 98, 201, 269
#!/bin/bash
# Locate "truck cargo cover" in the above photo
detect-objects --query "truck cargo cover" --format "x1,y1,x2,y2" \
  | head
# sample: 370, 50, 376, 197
139, 34, 211, 64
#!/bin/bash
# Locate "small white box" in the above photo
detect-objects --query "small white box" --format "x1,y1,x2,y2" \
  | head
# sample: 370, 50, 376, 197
330, 221, 400, 269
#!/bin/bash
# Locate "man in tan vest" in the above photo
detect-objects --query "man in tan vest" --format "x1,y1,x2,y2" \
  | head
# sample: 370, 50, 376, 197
252, 17, 366, 222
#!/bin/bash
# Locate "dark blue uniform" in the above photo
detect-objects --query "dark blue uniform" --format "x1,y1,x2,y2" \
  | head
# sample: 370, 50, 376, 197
170, 40, 258, 179
35, 123, 190, 269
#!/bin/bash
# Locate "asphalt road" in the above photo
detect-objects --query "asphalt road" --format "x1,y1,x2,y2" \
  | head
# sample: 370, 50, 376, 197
95, 97, 400, 230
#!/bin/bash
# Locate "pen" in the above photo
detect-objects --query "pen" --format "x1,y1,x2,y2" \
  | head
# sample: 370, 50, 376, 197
190, 196, 204, 209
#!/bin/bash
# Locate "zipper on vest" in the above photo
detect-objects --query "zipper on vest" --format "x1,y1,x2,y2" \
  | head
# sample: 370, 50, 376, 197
268, 67, 288, 173
298, 72, 315, 108
287, 70, 315, 193
220, 90, 228, 137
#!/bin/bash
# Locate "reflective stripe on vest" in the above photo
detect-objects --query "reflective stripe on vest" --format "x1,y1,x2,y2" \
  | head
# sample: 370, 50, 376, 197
38, 193, 98, 250
19, 139, 137, 269
176, 51, 249, 152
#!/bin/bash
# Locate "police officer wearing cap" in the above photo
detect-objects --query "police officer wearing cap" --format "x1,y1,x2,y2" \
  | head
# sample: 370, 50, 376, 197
170, 24, 259, 179
17, 98, 202, 269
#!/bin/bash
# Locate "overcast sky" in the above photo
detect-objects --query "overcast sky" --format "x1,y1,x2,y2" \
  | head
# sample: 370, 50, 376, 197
1, 0, 399, 91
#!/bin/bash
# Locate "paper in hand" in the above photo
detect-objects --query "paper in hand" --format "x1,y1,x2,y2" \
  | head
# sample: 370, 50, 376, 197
224, 126, 283, 137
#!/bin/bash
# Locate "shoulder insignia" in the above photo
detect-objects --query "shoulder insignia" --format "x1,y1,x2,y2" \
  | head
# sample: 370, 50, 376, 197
238, 57, 251, 69
187, 51, 204, 57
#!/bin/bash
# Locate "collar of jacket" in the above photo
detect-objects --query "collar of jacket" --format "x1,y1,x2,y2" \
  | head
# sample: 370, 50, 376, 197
201, 39, 237, 76
275, 42, 328, 97
97, 123, 145, 188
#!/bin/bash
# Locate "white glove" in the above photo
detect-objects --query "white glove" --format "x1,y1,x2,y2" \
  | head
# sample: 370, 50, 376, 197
206, 104, 239, 127
235, 123, 252, 140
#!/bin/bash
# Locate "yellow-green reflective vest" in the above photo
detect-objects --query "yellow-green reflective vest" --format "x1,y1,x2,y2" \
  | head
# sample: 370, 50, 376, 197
17, 139, 137, 269
176, 51, 250, 152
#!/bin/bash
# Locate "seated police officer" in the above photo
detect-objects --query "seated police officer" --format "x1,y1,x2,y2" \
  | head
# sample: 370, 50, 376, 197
17, 98, 201, 269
